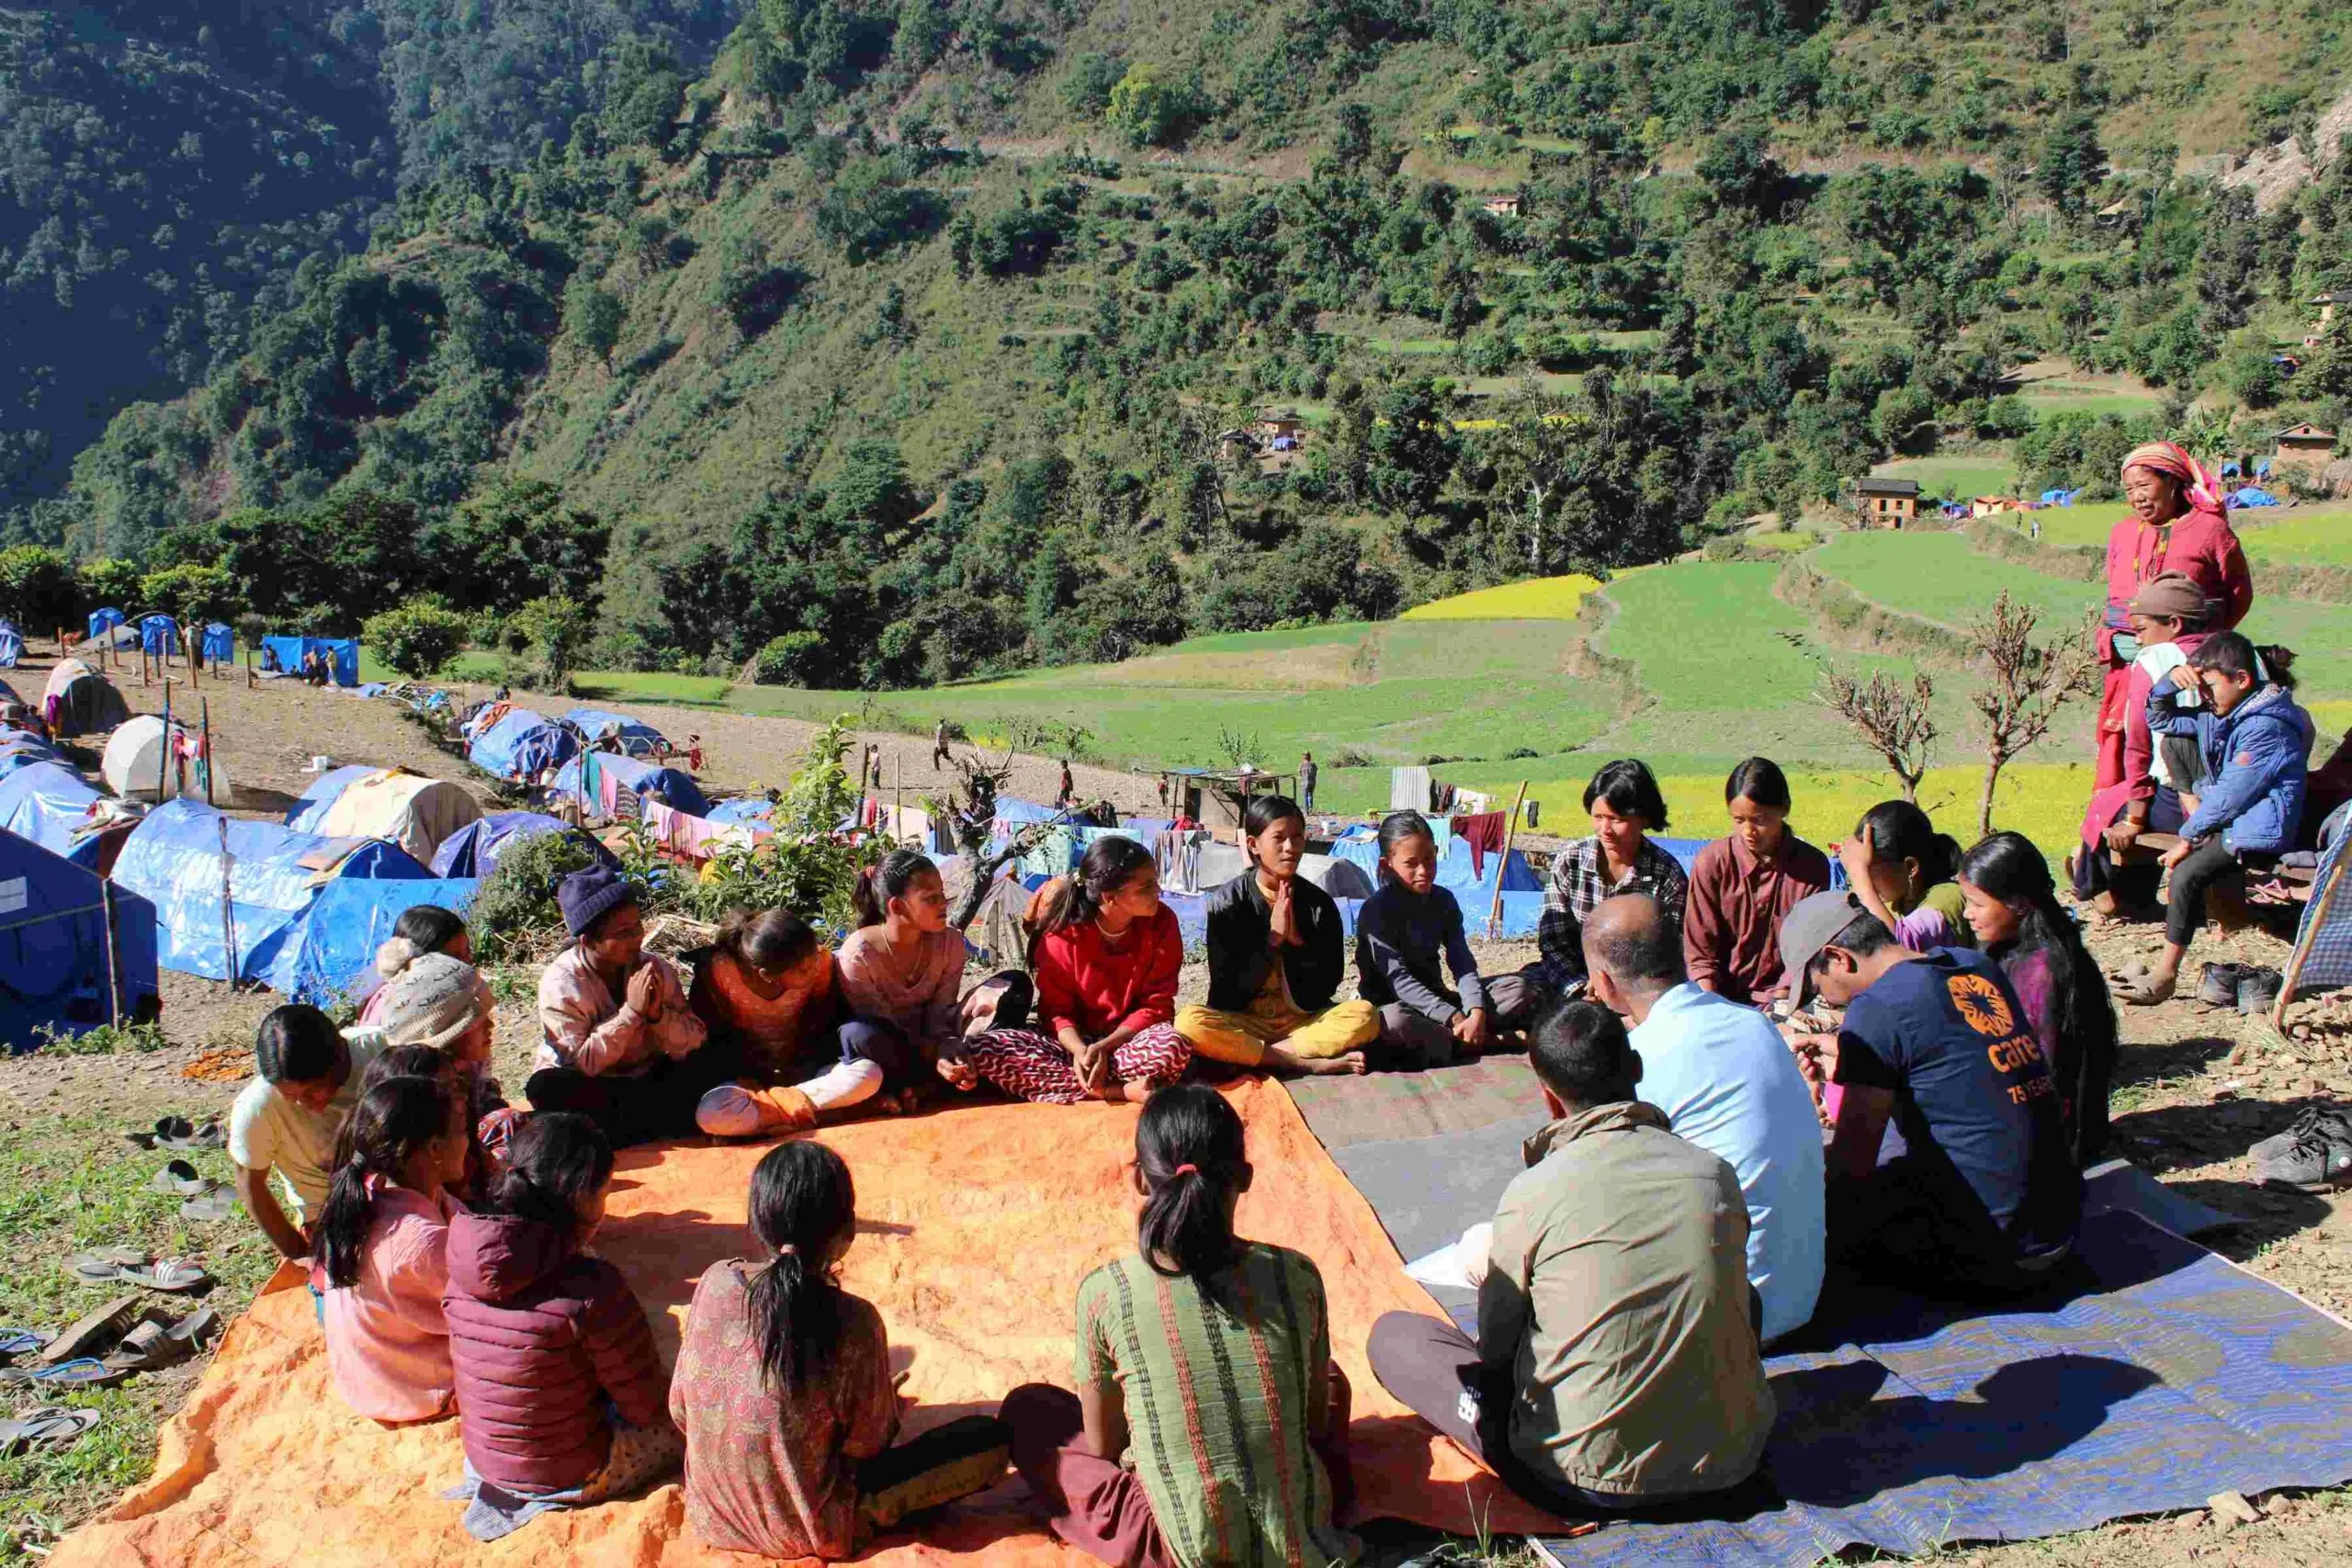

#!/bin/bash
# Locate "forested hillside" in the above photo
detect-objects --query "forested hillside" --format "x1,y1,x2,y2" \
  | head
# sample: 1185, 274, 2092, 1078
23, 0, 2352, 692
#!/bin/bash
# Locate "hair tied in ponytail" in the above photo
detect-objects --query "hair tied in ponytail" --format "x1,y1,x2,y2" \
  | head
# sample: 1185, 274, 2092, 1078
1171, 1164, 1199, 1179
775, 1243, 799, 1257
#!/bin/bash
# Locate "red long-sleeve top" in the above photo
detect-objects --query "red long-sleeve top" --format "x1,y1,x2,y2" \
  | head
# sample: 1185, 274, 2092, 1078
2100, 512, 2251, 660
1033, 905, 1182, 1041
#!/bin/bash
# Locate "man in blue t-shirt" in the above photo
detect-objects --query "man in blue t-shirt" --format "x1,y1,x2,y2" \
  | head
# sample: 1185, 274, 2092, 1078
1781, 891, 2082, 1298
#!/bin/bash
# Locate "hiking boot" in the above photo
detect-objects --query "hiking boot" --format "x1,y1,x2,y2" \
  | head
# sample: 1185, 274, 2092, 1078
2196, 962, 2248, 1009
2255, 1111, 2352, 1191
2237, 967, 2284, 1016
2250, 1104, 2352, 1166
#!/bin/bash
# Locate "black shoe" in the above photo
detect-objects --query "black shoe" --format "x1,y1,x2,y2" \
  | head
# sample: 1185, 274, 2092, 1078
2196, 962, 2248, 1009
2255, 1110, 2352, 1190
2237, 967, 2284, 1015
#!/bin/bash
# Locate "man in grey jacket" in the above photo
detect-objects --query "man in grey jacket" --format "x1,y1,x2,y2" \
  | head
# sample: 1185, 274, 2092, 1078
1368, 999, 1776, 1515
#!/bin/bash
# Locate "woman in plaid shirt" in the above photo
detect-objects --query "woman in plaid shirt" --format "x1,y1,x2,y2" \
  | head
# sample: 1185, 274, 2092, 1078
1531, 760, 1688, 998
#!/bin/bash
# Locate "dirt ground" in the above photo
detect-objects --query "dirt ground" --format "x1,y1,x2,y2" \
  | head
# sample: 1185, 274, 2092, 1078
7, 651, 2352, 1562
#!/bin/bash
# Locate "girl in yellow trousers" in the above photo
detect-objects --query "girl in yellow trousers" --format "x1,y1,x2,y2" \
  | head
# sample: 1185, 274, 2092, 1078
1177, 796, 1377, 1077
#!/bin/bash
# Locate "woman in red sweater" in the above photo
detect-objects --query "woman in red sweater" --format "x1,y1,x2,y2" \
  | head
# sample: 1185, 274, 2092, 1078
947, 838, 1192, 1104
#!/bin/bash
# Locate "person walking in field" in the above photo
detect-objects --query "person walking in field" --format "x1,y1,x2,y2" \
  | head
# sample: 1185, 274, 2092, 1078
1299, 751, 1318, 812
933, 718, 951, 771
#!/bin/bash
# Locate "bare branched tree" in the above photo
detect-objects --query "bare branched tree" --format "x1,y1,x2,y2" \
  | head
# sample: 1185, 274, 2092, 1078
928, 716, 1090, 930
1968, 593, 2103, 838
1815, 662, 1939, 803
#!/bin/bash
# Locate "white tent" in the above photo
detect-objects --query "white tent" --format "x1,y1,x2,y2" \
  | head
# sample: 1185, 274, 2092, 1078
304, 769, 483, 864
101, 716, 236, 806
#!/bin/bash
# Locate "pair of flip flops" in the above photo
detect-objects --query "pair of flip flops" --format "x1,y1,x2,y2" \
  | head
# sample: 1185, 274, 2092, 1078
150, 1158, 238, 1221
0, 1301, 220, 1388
101, 1305, 218, 1374
122, 1116, 223, 1152
66, 1247, 210, 1292
0, 1405, 99, 1458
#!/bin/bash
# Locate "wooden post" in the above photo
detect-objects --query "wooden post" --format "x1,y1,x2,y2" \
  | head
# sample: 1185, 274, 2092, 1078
100, 880, 120, 1028
1486, 781, 1531, 940
157, 680, 173, 803
217, 810, 240, 988
245, 649, 254, 690
200, 696, 213, 807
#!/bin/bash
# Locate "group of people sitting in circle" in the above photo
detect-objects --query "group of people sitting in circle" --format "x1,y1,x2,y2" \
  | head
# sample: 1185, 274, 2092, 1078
214, 742, 2140, 1560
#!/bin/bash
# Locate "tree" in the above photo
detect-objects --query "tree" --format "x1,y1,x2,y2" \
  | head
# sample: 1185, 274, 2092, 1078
1106, 64, 1194, 148
1695, 129, 1785, 217
76, 556, 142, 612
424, 479, 610, 615
1485, 384, 1593, 571
751, 630, 826, 685
1967, 595, 2100, 837
1815, 662, 1938, 801
1060, 52, 1125, 118
2035, 114, 2106, 225
1367, 378, 1460, 515
0, 545, 77, 632
510, 594, 594, 684
138, 561, 238, 624
563, 275, 624, 367
362, 597, 469, 679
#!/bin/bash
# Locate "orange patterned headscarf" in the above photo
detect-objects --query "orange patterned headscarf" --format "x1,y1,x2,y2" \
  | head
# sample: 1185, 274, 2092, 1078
2120, 441, 2230, 523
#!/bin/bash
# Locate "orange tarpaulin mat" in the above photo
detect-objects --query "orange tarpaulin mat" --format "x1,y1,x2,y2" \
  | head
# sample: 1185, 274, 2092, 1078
53, 1079, 1561, 1566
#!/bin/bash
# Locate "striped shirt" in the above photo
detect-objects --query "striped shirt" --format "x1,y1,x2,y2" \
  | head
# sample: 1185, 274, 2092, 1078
1074, 1245, 1359, 1568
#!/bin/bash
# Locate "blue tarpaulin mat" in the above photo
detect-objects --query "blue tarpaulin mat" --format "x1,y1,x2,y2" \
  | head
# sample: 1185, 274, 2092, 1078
0, 827, 158, 1048
110, 800, 430, 990
1280, 1064, 2352, 1564
288, 876, 480, 1008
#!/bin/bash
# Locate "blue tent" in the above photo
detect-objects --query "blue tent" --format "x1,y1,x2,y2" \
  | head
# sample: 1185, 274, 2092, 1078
110, 800, 430, 990
200, 624, 233, 663
0, 829, 159, 1050
562, 707, 668, 754
0, 624, 19, 669
429, 811, 616, 878
139, 615, 182, 657
288, 877, 481, 1008
86, 607, 125, 641
2040, 488, 2083, 506
0, 761, 107, 867
2229, 486, 2279, 508
259, 635, 359, 687
707, 797, 776, 828
0, 732, 61, 780
283, 764, 381, 833
549, 750, 709, 818
468, 708, 578, 783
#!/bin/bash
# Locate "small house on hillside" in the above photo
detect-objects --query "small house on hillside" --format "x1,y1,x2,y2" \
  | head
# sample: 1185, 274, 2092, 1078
1253, 408, 1304, 443
2313, 289, 2352, 329
1971, 495, 2019, 517
2271, 424, 2339, 475
1856, 477, 1919, 529
1483, 195, 1521, 218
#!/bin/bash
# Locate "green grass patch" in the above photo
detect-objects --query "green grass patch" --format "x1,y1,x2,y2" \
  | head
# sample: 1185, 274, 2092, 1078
2236, 503, 2352, 567
1814, 531, 2086, 629
569, 671, 736, 706
1871, 454, 2018, 502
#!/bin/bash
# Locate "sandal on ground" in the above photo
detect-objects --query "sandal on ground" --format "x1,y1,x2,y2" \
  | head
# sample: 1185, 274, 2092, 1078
0, 1405, 100, 1458
0, 1327, 41, 1360
102, 1306, 218, 1373
153, 1117, 225, 1152
37, 1294, 140, 1365
65, 1250, 150, 1287
2114, 976, 2177, 1007
149, 1159, 209, 1197
67, 1255, 210, 1292
0, 1356, 130, 1389
181, 1187, 239, 1223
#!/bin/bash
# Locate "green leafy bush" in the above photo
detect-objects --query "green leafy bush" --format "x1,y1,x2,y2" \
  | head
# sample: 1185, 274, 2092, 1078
363, 597, 471, 679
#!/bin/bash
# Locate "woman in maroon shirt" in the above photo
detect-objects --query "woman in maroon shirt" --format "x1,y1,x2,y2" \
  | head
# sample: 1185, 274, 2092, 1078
1682, 757, 1830, 1006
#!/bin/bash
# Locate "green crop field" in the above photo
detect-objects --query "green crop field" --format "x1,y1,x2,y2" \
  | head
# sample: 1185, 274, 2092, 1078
2237, 504, 2352, 566
1871, 455, 2018, 501
1814, 531, 2086, 628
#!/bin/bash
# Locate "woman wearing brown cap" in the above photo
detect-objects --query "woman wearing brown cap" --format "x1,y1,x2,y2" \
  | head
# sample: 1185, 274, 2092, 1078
2072, 570, 2216, 918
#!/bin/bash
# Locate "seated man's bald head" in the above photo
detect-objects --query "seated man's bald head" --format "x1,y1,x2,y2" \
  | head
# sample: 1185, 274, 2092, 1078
1582, 894, 1686, 998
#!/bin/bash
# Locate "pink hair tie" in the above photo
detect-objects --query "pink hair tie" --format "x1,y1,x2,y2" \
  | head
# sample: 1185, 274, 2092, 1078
1172, 1164, 1199, 1179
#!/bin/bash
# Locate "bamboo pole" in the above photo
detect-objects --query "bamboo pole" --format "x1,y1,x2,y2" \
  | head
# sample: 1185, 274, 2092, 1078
100, 880, 120, 1028
200, 696, 213, 807
1487, 781, 1531, 940
157, 680, 173, 803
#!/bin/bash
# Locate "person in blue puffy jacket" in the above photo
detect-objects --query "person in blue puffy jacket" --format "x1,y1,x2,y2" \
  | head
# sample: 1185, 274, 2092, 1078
2118, 632, 2312, 1006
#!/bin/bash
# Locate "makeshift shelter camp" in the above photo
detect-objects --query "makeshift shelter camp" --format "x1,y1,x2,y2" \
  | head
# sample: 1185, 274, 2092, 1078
259, 635, 358, 686
0, 828, 159, 1049
200, 623, 233, 664
283, 766, 481, 864
286, 877, 481, 1008
101, 716, 235, 806
561, 707, 668, 756
85, 607, 125, 641
466, 708, 577, 784
0, 761, 132, 872
110, 800, 430, 990
549, 750, 709, 818
138, 614, 183, 657
41, 660, 129, 737
428, 811, 613, 878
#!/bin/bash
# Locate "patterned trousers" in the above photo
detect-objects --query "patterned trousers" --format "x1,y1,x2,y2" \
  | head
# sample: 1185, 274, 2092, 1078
960, 1022, 1192, 1104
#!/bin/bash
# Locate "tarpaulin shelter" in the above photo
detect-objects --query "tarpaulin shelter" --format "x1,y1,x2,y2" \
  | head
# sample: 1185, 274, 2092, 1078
0, 623, 19, 669
138, 614, 183, 657
85, 607, 125, 641
0, 728, 62, 779
428, 811, 614, 879
2229, 486, 2279, 508
550, 750, 710, 818
0, 761, 126, 872
110, 800, 430, 990
200, 624, 233, 663
2278, 801, 2352, 1023
287, 876, 481, 1009
40, 660, 129, 737
259, 635, 358, 687
0, 828, 158, 1050
284, 766, 482, 864
466, 708, 576, 783
561, 707, 668, 756
101, 716, 234, 806
706, 796, 775, 828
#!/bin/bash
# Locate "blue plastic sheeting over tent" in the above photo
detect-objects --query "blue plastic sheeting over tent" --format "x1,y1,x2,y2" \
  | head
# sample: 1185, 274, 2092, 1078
707, 797, 775, 828
0, 732, 61, 780
1326, 835, 1541, 897
288, 877, 480, 1008
0, 829, 159, 1051
548, 751, 709, 818
0, 762, 107, 867
991, 798, 1060, 826
429, 812, 615, 878
201, 623, 233, 662
110, 800, 430, 990
260, 635, 359, 686
86, 607, 125, 639
2041, 487, 2083, 506
283, 764, 381, 834
2229, 486, 2279, 508
468, 708, 577, 782
0, 626, 18, 669
562, 708, 667, 750
139, 615, 182, 656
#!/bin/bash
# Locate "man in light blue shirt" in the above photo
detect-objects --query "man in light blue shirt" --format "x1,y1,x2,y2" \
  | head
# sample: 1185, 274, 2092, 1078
1584, 894, 1826, 1341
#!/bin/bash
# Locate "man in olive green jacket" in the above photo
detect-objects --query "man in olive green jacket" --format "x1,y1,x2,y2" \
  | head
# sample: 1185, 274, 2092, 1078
1369, 999, 1776, 1515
